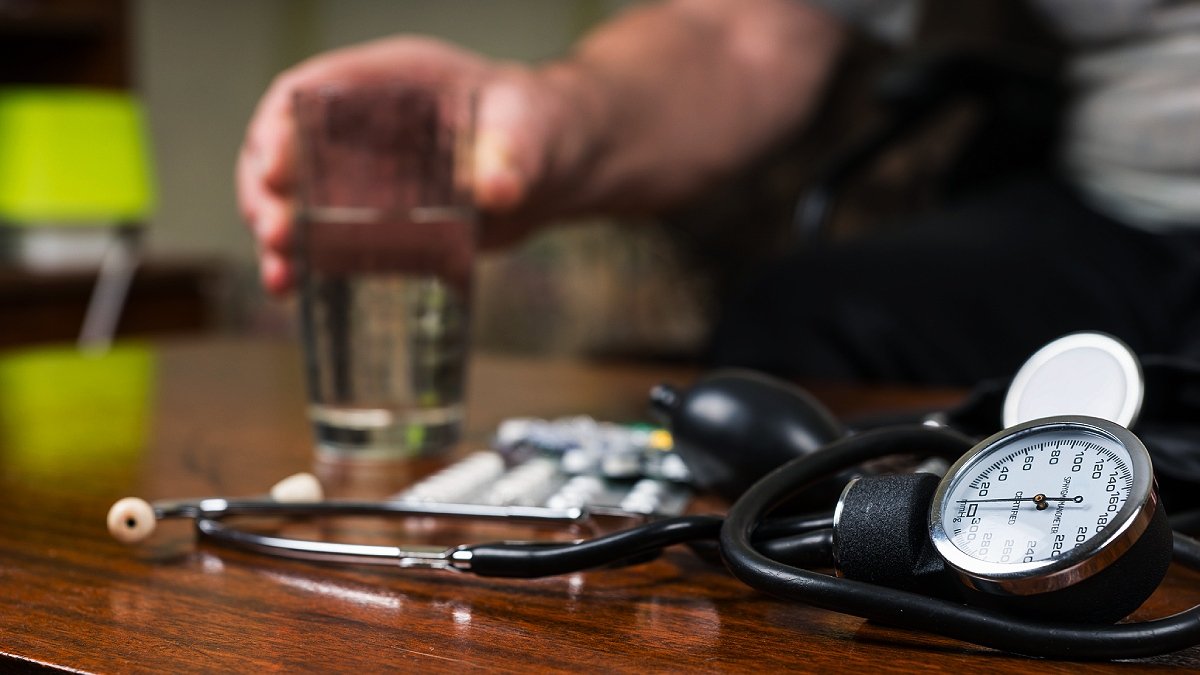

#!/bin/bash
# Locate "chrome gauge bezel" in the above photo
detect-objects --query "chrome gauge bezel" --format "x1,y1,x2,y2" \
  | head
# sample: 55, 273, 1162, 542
928, 415, 1158, 596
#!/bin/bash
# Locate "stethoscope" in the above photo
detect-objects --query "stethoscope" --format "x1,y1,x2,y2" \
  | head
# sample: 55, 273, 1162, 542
108, 332, 1200, 660
108, 481, 698, 574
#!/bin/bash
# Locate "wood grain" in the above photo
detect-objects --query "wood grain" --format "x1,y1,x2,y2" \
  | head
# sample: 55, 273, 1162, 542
0, 337, 1197, 672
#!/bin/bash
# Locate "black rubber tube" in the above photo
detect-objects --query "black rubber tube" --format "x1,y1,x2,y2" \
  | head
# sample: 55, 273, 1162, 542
756, 529, 835, 569
719, 426, 1200, 660
468, 515, 723, 577
468, 510, 841, 578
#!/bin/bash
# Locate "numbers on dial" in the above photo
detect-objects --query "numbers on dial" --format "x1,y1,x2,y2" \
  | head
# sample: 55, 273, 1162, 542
942, 428, 1133, 564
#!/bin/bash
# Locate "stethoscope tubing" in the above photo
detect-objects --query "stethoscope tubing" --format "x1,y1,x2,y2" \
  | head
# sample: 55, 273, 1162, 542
161, 498, 589, 523
183, 502, 830, 577
719, 425, 1200, 660
179, 498, 727, 575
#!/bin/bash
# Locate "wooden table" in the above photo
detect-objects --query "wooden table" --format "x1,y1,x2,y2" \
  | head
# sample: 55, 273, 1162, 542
1, 337, 1198, 672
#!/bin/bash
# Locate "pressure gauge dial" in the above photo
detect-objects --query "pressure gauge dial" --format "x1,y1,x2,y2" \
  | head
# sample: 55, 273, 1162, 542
929, 415, 1171, 621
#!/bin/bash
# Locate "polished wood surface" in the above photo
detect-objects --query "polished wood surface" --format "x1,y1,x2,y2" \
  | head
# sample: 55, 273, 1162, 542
1, 337, 1198, 673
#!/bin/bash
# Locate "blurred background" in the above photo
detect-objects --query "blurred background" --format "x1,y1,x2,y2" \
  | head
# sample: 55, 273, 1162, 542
0, 0, 1060, 362
0, 0, 727, 361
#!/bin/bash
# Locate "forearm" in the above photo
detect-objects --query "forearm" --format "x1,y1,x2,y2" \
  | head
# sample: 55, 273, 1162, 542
531, 0, 848, 216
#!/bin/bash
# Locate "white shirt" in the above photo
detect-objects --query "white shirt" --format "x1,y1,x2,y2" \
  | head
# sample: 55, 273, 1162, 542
808, 0, 1200, 229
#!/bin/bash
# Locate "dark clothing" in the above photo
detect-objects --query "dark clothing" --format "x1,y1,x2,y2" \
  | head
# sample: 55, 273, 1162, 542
707, 176, 1200, 386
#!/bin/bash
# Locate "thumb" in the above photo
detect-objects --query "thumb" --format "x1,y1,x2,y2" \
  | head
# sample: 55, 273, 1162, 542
473, 79, 536, 214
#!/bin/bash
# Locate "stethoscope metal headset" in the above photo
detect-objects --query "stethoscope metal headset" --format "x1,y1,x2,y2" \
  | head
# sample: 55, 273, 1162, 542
108, 332, 1200, 660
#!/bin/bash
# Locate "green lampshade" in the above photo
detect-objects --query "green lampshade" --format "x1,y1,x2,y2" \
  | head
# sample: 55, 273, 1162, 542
0, 88, 155, 225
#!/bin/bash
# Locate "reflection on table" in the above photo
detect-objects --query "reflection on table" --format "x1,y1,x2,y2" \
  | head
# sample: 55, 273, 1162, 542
0, 337, 1197, 673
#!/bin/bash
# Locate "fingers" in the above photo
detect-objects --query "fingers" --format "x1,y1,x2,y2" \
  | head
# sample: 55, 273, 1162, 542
237, 72, 300, 222
238, 70, 304, 295
237, 36, 557, 293
260, 248, 295, 296
473, 69, 570, 249
475, 79, 532, 213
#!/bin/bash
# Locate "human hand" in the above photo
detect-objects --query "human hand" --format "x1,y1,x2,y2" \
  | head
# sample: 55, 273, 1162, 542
236, 36, 572, 294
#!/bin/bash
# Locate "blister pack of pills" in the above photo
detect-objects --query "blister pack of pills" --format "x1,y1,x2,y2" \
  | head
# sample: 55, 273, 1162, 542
394, 416, 692, 518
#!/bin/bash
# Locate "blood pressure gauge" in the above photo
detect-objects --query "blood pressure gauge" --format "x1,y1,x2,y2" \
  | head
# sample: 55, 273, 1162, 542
928, 415, 1171, 621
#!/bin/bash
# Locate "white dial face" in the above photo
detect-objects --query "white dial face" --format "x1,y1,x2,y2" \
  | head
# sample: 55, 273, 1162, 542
940, 425, 1134, 565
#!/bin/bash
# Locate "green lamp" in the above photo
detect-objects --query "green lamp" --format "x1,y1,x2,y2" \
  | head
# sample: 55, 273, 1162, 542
0, 87, 156, 349
0, 87, 155, 226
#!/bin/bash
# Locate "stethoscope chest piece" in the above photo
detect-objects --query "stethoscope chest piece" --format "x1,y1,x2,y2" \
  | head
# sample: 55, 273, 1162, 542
1002, 332, 1144, 428
928, 415, 1171, 623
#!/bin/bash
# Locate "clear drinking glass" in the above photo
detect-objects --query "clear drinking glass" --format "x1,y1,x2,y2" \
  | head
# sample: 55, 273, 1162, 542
292, 82, 476, 460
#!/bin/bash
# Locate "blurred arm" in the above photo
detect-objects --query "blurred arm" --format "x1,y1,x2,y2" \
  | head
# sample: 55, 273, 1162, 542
238, 0, 848, 292
519, 0, 848, 221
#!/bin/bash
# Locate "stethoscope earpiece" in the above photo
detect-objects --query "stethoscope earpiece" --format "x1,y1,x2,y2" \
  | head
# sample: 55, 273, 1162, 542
108, 472, 323, 545
269, 472, 324, 503
107, 497, 157, 544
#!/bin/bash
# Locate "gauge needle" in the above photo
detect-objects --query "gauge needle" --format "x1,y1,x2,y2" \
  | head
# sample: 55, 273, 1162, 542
957, 494, 1083, 510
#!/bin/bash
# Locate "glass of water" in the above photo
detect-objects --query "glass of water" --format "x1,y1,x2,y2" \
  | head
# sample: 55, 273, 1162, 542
292, 82, 476, 460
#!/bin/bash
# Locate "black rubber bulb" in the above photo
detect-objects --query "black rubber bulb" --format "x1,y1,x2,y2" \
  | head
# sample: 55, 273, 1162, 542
649, 369, 844, 501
